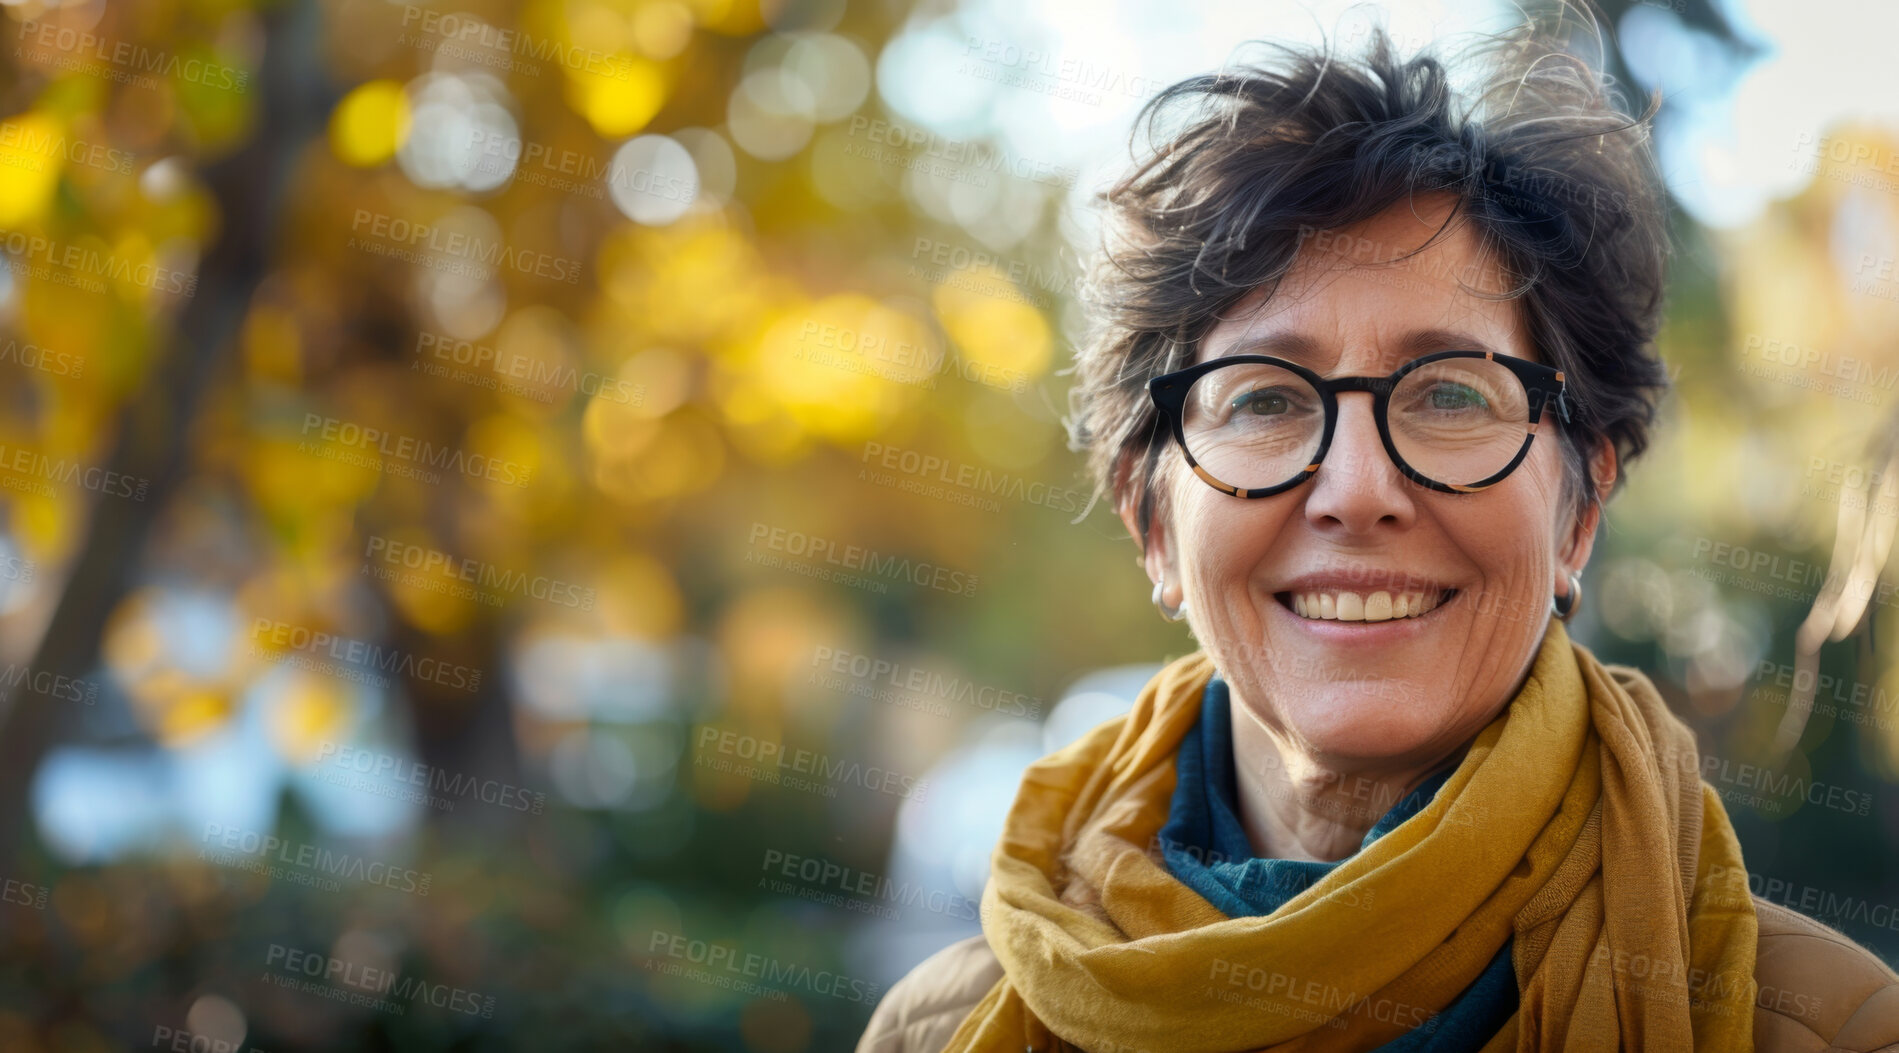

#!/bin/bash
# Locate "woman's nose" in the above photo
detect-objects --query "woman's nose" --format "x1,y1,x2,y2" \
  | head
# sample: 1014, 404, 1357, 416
1300, 392, 1416, 532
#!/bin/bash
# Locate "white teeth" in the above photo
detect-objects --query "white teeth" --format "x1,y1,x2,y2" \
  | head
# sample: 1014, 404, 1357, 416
1368, 591, 1396, 620
1336, 592, 1364, 620
1288, 588, 1446, 622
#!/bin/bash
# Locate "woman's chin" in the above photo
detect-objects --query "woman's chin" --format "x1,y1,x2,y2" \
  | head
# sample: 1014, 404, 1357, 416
1270, 690, 1447, 762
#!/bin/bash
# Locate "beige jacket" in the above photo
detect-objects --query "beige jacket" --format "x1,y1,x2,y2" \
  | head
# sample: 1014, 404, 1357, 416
856, 896, 1899, 1053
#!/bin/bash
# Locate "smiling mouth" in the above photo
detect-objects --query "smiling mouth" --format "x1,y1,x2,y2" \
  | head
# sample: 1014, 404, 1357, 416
1273, 588, 1459, 622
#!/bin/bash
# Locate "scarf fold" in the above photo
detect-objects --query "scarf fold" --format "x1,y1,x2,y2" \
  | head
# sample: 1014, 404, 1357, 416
1158, 673, 1519, 1053
944, 619, 1759, 1053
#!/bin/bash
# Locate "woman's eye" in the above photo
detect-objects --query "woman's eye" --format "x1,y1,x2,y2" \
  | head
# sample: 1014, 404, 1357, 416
1427, 383, 1488, 410
1232, 389, 1294, 416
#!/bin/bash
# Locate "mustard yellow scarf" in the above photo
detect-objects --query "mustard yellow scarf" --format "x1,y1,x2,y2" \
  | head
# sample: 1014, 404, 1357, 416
945, 619, 1758, 1053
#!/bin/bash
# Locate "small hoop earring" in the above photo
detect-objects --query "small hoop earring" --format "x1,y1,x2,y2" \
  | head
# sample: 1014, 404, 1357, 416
1152, 580, 1188, 622
1551, 572, 1582, 622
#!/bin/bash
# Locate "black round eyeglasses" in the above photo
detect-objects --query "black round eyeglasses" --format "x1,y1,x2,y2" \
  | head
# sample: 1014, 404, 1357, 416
1146, 349, 1571, 498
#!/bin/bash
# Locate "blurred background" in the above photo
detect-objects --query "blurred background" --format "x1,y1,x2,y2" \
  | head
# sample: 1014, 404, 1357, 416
2, 0, 1898, 1048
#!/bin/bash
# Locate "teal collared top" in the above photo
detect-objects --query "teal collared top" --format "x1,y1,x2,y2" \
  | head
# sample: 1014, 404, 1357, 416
1156, 671, 1519, 1052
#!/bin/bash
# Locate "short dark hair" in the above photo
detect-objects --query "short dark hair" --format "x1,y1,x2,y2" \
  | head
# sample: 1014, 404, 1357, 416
1063, 14, 1672, 548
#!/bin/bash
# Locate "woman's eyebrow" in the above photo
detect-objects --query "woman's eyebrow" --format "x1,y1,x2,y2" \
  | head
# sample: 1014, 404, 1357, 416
1213, 328, 1504, 368
1394, 327, 1503, 359
1216, 331, 1326, 361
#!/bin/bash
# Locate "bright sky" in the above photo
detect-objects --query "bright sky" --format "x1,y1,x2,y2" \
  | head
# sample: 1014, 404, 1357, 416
875, 0, 1891, 235
1639, 0, 1899, 228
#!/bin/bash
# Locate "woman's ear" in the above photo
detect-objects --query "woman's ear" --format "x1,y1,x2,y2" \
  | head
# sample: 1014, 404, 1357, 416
1118, 481, 1179, 595
1561, 437, 1619, 574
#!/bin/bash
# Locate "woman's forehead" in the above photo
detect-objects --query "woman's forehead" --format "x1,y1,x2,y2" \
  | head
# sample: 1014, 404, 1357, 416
1195, 222, 1531, 372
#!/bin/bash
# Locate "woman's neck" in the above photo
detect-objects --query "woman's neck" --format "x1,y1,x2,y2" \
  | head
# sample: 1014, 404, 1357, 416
1227, 700, 1468, 863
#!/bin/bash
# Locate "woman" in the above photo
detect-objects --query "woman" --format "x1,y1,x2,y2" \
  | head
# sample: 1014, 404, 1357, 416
857, 18, 1899, 1053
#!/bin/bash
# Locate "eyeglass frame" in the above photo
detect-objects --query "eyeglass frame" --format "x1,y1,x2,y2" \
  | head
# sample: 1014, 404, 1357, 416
1146, 349, 1572, 498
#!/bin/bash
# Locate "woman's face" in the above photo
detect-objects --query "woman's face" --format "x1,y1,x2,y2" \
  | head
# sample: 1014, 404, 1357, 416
1124, 194, 1613, 771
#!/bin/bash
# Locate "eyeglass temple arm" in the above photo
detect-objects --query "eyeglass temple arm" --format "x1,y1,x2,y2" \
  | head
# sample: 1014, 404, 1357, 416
1532, 379, 1571, 425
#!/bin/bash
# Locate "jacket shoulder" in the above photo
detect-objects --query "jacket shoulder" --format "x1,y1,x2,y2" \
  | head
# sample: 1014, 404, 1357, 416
1752, 894, 1899, 1052
855, 935, 1003, 1053
850, 902, 1899, 1053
